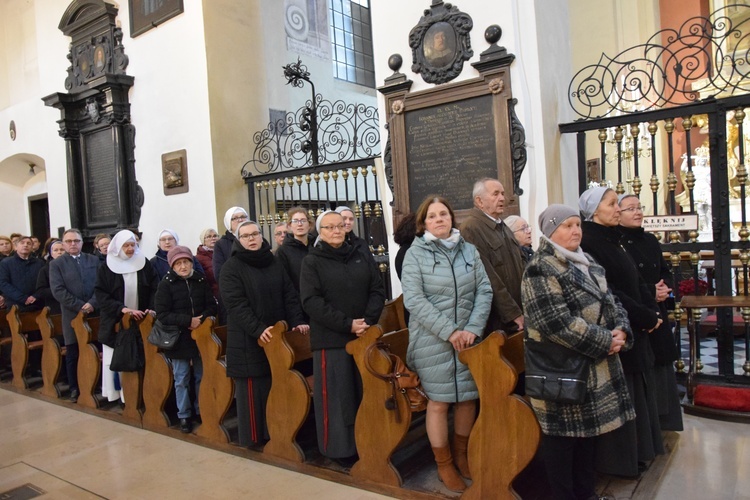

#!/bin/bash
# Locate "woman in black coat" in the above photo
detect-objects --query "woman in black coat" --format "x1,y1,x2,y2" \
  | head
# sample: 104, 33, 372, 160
578, 187, 664, 478
220, 221, 307, 447
94, 230, 159, 403
213, 207, 249, 324
276, 206, 313, 293
300, 210, 385, 466
154, 245, 217, 433
618, 195, 683, 432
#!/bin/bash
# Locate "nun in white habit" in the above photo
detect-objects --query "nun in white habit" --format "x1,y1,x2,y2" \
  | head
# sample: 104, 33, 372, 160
94, 230, 159, 402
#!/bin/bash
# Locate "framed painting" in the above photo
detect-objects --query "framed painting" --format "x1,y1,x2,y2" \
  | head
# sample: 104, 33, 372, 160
130, 0, 184, 38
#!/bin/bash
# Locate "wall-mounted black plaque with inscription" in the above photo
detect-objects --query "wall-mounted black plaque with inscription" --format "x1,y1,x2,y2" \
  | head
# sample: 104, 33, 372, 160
404, 94, 497, 212
83, 129, 119, 226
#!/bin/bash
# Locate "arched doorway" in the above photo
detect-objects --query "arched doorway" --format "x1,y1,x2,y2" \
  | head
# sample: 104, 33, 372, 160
0, 153, 49, 241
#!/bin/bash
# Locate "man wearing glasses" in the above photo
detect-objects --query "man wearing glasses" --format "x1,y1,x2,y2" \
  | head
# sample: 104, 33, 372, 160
49, 228, 99, 402
273, 222, 288, 251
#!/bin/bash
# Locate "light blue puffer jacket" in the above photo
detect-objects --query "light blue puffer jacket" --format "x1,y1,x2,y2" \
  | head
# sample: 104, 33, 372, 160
401, 234, 492, 402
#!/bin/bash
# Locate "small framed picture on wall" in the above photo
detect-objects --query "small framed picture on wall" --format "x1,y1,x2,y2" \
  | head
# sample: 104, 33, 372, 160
130, 0, 184, 38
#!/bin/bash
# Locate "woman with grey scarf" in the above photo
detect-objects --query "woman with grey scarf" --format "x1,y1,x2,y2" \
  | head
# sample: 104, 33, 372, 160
522, 204, 634, 500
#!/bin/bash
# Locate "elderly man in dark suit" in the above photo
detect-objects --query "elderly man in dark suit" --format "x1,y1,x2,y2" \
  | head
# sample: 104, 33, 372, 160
50, 228, 99, 402
460, 178, 525, 335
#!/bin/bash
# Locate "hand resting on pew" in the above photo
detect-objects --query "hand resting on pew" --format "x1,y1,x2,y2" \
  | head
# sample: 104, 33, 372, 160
351, 318, 369, 336
121, 307, 153, 321
448, 330, 478, 352
259, 323, 310, 343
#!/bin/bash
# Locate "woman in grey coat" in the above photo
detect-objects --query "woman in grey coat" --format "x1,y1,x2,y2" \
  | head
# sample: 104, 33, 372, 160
522, 204, 635, 500
401, 195, 492, 493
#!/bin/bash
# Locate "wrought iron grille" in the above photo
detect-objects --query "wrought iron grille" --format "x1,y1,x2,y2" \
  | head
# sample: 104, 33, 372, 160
562, 5, 750, 395
240, 59, 390, 296
241, 59, 380, 177
568, 4, 750, 119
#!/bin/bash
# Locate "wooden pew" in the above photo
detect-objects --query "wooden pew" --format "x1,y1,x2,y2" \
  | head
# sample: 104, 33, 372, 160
140, 313, 173, 430
191, 317, 234, 443
346, 325, 413, 487
72, 312, 101, 409
36, 307, 65, 398
0, 310, 11, 377
378, 295, 407, 334
7, 305, 44, 390
459, 331, 539, 500
260, 320, 314, 463
119, 313, 146, 424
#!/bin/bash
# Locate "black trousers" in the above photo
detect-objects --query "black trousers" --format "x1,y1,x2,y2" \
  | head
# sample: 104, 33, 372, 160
65, 341, 79, 392
539, 433, 597, 500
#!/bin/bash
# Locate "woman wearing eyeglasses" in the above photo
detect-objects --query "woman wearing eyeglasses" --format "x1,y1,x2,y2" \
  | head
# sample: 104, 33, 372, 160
195, 228, 220, 300
578, 186, 664, 478
299, 210, 385, 468
95, 230, 159, 403
150, 229, 204, 281
504, 215, 535, 264
276, 206, 314, 293
618, 195, 683, 433
220, 220, 308, 448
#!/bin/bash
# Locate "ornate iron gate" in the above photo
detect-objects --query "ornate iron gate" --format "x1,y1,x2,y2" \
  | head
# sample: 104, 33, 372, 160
241, 59, 391, 295
560, 6, 750, 388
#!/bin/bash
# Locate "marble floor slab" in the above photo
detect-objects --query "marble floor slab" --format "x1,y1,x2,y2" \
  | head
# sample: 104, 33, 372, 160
1, 387, 749, 499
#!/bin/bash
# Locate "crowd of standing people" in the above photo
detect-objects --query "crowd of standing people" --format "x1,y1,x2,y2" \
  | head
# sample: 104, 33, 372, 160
0, 176, 683, 497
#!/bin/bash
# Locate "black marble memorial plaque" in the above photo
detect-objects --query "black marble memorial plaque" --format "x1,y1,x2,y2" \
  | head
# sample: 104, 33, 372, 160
83, 129, 119, 226
404, 94, 497, 212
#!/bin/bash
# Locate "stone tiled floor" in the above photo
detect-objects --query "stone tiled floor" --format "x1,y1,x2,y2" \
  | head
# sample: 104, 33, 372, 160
1, 388, 749, 499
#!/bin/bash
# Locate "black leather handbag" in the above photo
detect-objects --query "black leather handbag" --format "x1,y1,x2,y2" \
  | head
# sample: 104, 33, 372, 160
524, 340, 591, 404
147, 319, 181, 350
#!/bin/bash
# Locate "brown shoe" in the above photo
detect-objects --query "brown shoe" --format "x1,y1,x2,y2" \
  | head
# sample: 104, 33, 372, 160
432, 446, 466, 492
452, 433, 471, 479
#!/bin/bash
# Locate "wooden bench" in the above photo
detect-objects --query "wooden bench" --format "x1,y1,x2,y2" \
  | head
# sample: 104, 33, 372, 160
191, 317, 234, 443
140, 313, 174, 430
459, 331, 539, 499
36, 307, 65, 398
260, 298, 404, 464
378, 295, 407, 333
260, 320, 314, 463
346, 325, 414, 487
7, 305, 44, 390
119, 313, 146, 424
72, 311, 101, 409
0, 310, 11, 378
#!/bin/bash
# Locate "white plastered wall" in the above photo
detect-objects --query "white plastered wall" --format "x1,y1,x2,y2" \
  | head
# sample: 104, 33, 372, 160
0, 1, 70, 237
117, 0, 217, 254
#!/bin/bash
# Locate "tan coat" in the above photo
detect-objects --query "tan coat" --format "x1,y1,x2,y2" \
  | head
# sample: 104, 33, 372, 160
460, 207, 524, 333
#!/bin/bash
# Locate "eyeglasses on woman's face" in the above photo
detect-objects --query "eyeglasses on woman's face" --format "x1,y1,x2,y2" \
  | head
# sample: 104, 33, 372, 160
238, 231, 261, 240
320, 224, 345, 232
513, 225, 531, 233
231, 214, 248, 222
620, 205, 645, 213
289, 218, 308, 225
